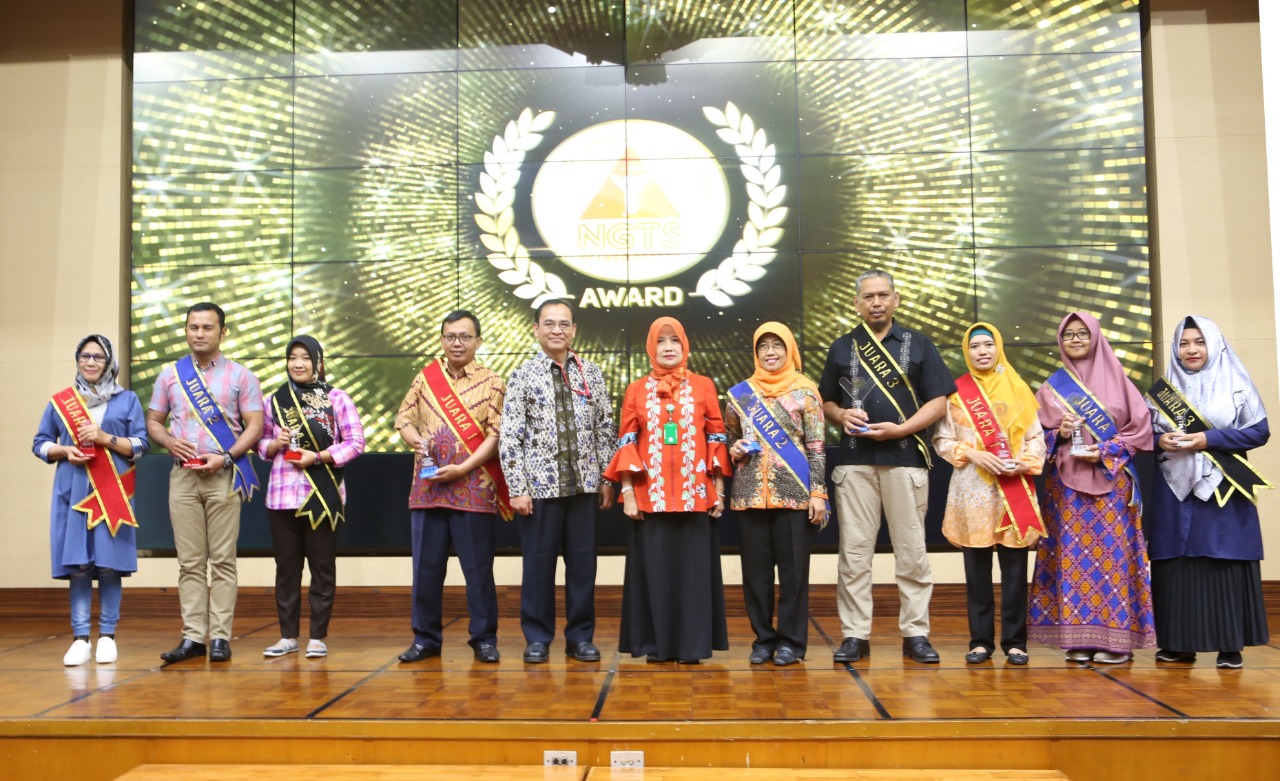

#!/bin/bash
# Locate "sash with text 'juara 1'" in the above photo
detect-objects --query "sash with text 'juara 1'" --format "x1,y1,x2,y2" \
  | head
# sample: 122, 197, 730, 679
953, 374, 1045, 544
853, 323, 931, 467
51, 387, 137, 536
727, 380, 811, 489
176, 355, 259, 501
422, 359, 513, 520
272, 386, 346, 530
1043, 368, 1140, 509
1146, 378, 1274, 507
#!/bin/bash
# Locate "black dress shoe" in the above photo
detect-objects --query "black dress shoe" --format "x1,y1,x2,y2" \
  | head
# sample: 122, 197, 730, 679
749, 647, 773, 665
397, 643, 441, 663
965, 647, 993, 664
566, 641, 601, 662
903, 636, 940, 663
676, 658, 701, 665
645, 653, 669, 664
160, 638, 207, 663
1155, 649, 1196, 663
523, 642, 549, 664
773, 646, 802, 666
832, 637, 870, 663
473, 642, 500, 663
209, 638, 232, 662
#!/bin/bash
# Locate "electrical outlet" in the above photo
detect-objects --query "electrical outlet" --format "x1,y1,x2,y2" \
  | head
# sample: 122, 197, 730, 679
544, 750, 577, 767
611, 750, 644, 769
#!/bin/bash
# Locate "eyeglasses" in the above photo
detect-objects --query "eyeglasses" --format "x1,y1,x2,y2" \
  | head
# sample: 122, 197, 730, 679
1062, 330, 1091, 342
442, 334, 476, 344
77, 353, 108, 365
540, 320, 573, 332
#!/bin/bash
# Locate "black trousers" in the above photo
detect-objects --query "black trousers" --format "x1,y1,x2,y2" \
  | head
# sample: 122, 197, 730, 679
738, 508, 813, 655
962, 544, 1029, 653
267, 509, 338, 639
410, 508, 498, 648
518, 493, 598, 645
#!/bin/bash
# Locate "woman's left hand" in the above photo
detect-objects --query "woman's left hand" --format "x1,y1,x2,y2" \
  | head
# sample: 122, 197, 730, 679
1073, 445, 1102, 464
808, 497, 828, 526
1176, 432, 1208, 451
709, 494, 724, 518
77, 422, 104, 446
290, 449, 319, 468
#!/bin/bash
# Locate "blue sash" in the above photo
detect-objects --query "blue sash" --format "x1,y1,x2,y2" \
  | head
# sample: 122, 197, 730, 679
1044, 368, 1140, 509
176, 355, 259, 501
728, 381, 810, 488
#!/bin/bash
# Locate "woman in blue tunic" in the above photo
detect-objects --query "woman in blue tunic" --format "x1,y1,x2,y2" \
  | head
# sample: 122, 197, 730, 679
32, 335, 147, 666
1147, 316, 1271, 669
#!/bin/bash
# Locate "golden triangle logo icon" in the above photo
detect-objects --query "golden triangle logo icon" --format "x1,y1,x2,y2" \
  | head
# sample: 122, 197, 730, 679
579, 150, 680, 220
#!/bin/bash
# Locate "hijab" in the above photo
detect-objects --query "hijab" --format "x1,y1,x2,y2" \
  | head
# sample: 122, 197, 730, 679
74, 334, 126, 409
958, 322, 1039, 456
286, 335, 330, 391
1150, 315, 1267, 501
1035, 311, 1152, 494
750, 321, 819, 399
646, 317, 689, 399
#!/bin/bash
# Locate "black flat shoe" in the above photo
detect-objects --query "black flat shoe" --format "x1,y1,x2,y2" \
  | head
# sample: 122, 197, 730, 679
965, 647, 993, 664
473, 642, 500, 663
749, 647, 772, 665
773, 646, 802, 666
160, 639, 206, 663
1155, 649, 1197, 663
208, 638, 232, 662
397, 643, 441, 663
645, 653, 669, 664
1006, 650, 1029, 666
676, 658, 701, 665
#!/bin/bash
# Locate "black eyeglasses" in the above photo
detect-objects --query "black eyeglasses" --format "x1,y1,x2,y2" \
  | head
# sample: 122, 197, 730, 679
77, 353, 108, 365
442, 334, 476, 344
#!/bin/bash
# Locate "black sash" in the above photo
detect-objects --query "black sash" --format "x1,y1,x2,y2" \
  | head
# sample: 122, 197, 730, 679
272, 383, 346, 529
852, 323, 930, 466
1146, 378, 1273, 507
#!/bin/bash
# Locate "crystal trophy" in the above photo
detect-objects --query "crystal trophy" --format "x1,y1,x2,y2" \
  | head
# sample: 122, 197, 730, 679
79, 436, 96, 460
181, 440, 204, 468
735, 395, 762, 454
994, 436, 1018, 472
418, 438, 438, 479
283, 430, 303, 461
838, 376, 873, 438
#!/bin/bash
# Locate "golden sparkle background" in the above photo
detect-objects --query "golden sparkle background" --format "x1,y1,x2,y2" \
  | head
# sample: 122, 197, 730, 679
132, 0, 1149, 451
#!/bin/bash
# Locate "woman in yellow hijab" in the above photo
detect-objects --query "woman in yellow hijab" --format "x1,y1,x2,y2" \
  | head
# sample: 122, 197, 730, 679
724, 322, 828, 667
933, 323, 1046, 665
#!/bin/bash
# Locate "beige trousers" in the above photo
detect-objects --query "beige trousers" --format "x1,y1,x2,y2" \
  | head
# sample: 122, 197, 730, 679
169, 465, 243, 642
831, 464, 933, 639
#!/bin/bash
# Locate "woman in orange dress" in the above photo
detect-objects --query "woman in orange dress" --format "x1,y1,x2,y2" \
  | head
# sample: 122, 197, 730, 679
605, 317, 732, 664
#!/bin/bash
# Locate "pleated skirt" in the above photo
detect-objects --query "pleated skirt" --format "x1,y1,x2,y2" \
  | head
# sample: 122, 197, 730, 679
1151, 557, 1270, 652
619, 512, 730, 661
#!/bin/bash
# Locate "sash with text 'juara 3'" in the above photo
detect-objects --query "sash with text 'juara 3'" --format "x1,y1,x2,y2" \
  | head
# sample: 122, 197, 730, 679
1146, 378, 1274, 507
176, 355, 259, 501
1043, 368, 1140, 509
953, 374, 1045, 544
272, 385, 345, 530
422, 359, 513, 520
50, 387, 137, 536
727, 380, 811, 488
853, 322, 931, 466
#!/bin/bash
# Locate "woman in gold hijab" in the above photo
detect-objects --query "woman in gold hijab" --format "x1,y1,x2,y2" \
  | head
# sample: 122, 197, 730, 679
933, 323, 1046, 665
725, 322, 828, 667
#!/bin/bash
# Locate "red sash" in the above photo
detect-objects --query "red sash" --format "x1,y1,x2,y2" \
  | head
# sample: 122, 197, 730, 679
50, 388, 138, 536
953, 374, 1045, 545
421, 360, 513, 520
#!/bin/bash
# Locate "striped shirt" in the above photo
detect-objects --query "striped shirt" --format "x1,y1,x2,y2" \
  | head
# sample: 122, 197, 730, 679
148, 353, 263, 456
257, 387, 365, 511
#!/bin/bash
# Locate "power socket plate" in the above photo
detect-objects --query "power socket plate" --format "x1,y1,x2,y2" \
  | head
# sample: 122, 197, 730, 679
544, 750, 577, 767
611, 750, 645, 769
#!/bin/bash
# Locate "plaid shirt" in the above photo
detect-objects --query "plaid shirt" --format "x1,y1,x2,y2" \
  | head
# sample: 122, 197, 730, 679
500, 350, 616, 499
256, 387, 365, 511
148, 353, 263, 456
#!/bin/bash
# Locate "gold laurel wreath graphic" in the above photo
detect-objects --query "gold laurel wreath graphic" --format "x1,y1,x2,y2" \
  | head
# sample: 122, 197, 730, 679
695, 102, 787, 307
475, 104, 785, 308
474, 108, 569, 308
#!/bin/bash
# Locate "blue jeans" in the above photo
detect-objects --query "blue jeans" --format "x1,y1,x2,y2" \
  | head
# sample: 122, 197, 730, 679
69, 566, 122, 636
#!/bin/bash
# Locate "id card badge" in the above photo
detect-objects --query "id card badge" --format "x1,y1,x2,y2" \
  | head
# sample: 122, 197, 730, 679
663, 421, 679, 445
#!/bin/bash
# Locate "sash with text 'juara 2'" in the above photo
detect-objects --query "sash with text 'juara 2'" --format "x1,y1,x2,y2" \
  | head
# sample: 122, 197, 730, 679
50, 387, 138, 536
953, 374, 1045, 544
727, 380, 810, 489
422, 359, 513, 520
853, 323, 931, 466
1043, 368, 1140, 509
272, 386, 345, 530
1146, 377, 1274, 507
176, 355, 259, 501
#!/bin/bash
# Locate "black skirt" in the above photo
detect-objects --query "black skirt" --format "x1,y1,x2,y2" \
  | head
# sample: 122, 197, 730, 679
1150, 557, 1270, 652
619, 512, 730, 661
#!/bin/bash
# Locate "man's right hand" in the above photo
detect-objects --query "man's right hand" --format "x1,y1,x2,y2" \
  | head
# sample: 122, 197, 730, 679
842, 406, 869, 432
168, 438, 198, 461
510, 495, 533, 516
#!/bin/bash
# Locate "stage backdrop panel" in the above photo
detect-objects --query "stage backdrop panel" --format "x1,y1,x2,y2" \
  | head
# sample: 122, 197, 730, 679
130, 0, 1152, 553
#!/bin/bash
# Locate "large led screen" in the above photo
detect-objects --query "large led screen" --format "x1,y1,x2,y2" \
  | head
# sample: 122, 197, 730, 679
132, 0, 1152, 452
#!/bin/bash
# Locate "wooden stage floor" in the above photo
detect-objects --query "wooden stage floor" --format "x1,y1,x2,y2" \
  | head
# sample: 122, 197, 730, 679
2, 609, 1279, 780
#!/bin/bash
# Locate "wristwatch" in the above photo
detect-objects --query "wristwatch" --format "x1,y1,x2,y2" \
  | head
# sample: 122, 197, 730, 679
222, 452, 234, 469
109, 436, 118, 447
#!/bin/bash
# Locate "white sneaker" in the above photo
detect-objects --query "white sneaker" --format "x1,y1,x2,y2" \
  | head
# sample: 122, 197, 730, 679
263, 638, 298, 657
305, 639, 327, 658
63, 639, 92, 667
95, 636, 118, 664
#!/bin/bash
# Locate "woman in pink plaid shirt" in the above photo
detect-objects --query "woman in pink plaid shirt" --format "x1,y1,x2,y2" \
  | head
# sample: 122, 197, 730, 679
257, 336, 365, 659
